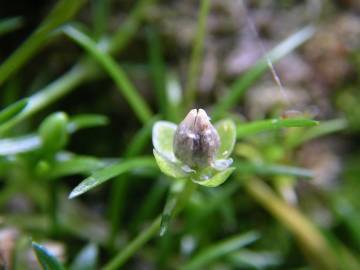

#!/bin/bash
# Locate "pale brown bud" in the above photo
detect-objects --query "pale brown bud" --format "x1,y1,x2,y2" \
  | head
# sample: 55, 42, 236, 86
173, 109, 220, 168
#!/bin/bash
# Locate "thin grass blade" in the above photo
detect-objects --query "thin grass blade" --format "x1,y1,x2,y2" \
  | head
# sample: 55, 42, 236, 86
69, 157, 156, 198
212, 25, 316, 120
181, 231, 260, 270
237, 118, 319, 139
32, 242, 65, 270
63, 25, 153, 124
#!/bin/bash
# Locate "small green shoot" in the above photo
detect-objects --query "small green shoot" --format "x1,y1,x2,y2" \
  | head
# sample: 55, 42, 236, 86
32, 242, 65, 270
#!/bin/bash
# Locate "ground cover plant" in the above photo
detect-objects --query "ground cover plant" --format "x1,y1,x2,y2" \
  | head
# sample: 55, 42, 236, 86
1, 0, 360, 269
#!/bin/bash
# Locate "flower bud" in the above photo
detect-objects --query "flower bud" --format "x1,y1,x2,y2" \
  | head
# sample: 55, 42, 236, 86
173, 109, 220, 168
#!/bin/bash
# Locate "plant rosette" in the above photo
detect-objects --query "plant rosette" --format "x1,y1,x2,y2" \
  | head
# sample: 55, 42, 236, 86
152, 109, 236, 187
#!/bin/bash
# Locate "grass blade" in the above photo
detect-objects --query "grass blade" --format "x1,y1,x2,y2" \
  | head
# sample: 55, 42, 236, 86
181, 231, 260, 270
69, 157, 156, 198
0, 0, 86, 85
236, 161, 314, 179
32, 242, 65, 270
103, 181, 195, 270
237, 118, 319, 139
108, 0, 157, 54
63, 25, 153, 124
212, 25, 316, 120
0, 115, 108, 155
102, 216, 162, 270
244, 177, 340, 270
66, 114, 109, 133
147, 28, 167, 115
288, 118, 347, 148
0, 64, 92, 136
47, 154, 107, 180
108, 116, 159, 247
0, 134, 40, 155
0, 17, 23, 36
0, 0, 156, 135
184, 0, 211, 108
0, 99, 28, 125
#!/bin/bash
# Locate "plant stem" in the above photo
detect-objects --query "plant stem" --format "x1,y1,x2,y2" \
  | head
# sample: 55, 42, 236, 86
102, 216, 161, 270
103, 181, 196, 269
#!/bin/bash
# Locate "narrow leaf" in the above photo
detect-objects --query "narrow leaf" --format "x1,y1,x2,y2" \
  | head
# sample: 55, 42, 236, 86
47, 153, 106, 180
62, 25, 153, 124
184, 0, 211, 107
0, 135, 40, 155
212, 25, 316, 119
67, 114, 109, 133
32, 242, 65, 270
69, 157, 156, 198
147, 28, 167, 115
0, 99, 28, 126
182, 231, 260, 270
235, 161, 314, 179
0, 114, 108, 156
0, 0, 86, 85
0, 16, 23, 36
288, 118, 347, 148
237, 118, 319, 139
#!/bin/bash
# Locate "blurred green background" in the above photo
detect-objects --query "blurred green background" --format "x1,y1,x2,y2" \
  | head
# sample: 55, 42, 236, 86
0, 0, 360, 269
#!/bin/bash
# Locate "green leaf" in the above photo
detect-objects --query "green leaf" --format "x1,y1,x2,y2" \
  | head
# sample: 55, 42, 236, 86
62, 25, 153, 124
67, 114, 109, 133
0, 99, 28, 126
0, 0, 86, 85
0, 115, 108, 156
70, 243, 98, 270
69, 157, 156, 198
237, 118, 319, 139
215, 119, 236, 159
32, 242, 65, 270
192, 167, 235, 187
47, 153, 106, 180
0, 16, 23, 36
153, 149, 188, 179
147, 28, 167, 115
184, 0, 211, 108
235, 161, 314, 179
181, 231, 260, 270
0, 134, 41, 155
228, 250, 282, 269
152, 121, 177, 161
287, 118, 347, 148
